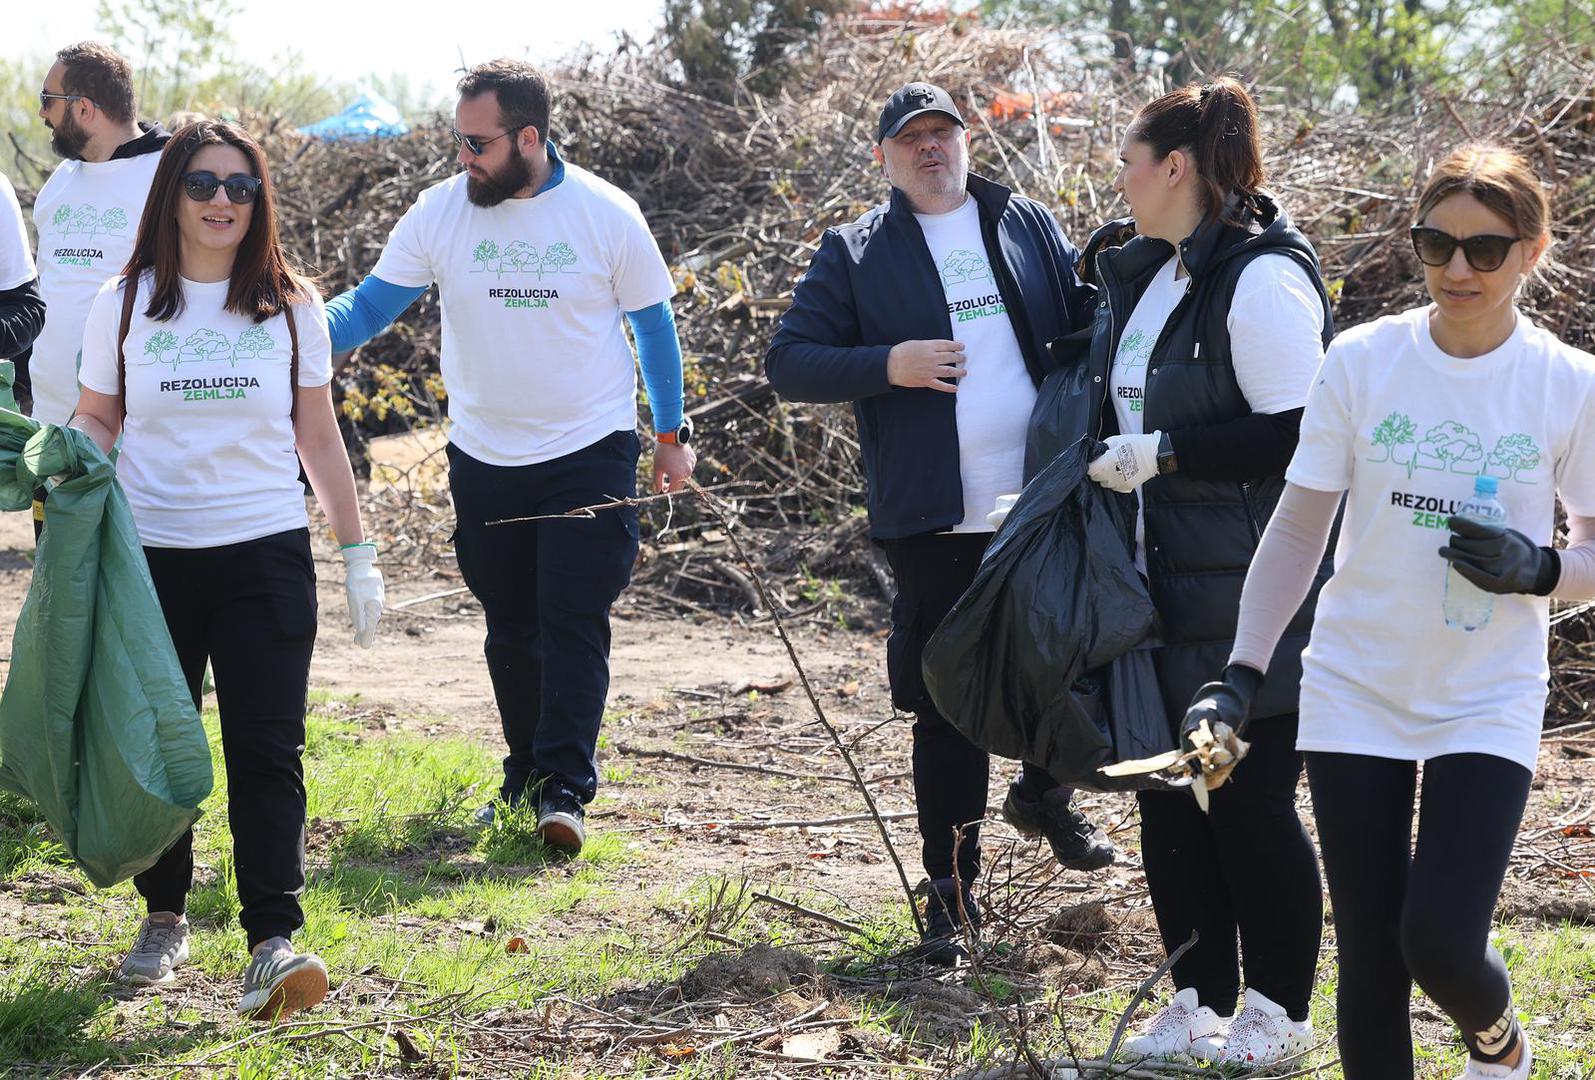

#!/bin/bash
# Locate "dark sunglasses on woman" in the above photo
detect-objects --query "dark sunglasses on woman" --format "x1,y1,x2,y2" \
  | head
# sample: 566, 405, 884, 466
182, 171, 262, 205
1409, 226, 1522, 273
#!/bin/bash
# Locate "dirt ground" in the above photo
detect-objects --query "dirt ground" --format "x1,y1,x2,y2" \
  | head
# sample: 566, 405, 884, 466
1, 496, 1591, 1074
1, 499, 1591, 918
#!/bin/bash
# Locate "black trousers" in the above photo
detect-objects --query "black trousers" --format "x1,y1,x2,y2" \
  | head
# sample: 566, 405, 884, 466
1136, 713, 1322, 1020
1307, 751, 1532, 1077
134, 529, 317, 949
447, 432, 640, 805
878, 532, 995, 886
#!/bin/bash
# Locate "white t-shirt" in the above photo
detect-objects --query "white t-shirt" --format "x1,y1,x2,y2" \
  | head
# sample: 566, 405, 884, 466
914, 196, 1036, 532
0, 173, 35, 292
78, 272, 333, 548
30, 152, 163, 423
371, 165, 675, 466
1288, 306, 1595, 771
1111, 253, 1324, 570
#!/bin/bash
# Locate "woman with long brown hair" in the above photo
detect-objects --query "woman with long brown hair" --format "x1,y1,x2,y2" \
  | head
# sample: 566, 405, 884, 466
1185, 143, 1595, 1078
66, 120, 385, 1021
1064, 77, 1334, 1064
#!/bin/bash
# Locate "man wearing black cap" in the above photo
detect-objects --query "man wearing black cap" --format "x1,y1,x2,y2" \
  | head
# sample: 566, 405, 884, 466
766, 83, 1111, 963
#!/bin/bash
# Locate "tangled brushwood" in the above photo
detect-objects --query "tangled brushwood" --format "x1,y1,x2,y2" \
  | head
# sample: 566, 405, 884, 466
86, 21, 1595, 721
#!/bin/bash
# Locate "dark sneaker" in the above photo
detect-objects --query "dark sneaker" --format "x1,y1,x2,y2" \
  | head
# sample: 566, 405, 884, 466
912, 879, 980, 966
474, 780, 534, 826
537, 785, 586, 854
238, 945, 329, 1022
1003, 783, 1116, 871
119, 912, 190, 985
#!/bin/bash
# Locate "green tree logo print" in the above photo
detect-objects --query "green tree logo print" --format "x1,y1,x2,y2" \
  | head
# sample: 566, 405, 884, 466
1368, 410, 1417, 465
233, 324, 274, 365
1412, 420, 1484, 477
1115, 328, 1153, 370
470, 237, 579, 277
540, 242, 578, 276
177, 328, 234, 367
68, 205, 102, 237
470, 239, 500, 274
938, 249, 992, 288
49, 203, 129, 239
502, 240, 540, 275
140, 329, 179, 367
1486, 432, 1542, 484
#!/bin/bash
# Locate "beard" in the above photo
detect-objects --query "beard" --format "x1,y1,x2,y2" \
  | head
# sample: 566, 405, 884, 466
465, 143, 533, 207
48, 112, 90, 160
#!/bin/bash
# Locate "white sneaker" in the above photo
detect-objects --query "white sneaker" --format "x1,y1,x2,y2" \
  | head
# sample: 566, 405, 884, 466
1208, 987, 1314, 1067
1119, 986, 1226, 1060
1459, 1032, 1532, 1079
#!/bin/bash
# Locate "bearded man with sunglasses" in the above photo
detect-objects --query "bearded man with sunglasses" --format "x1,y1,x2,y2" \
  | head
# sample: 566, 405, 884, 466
327, 59, 691, 857
29, 41, 169, 426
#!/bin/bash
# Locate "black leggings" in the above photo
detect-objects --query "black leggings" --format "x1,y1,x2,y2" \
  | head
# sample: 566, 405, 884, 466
1137, 713, 1322, 1020
1307, 751, 1531, 1077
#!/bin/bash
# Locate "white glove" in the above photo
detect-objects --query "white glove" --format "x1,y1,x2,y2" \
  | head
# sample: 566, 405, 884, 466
341, 543, 385, 648
1087, 431, 1163, 493
986, 492, 1021, 529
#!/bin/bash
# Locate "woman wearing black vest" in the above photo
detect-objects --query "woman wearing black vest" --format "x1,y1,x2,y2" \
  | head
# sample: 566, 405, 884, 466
1079, 79, 1333, 1065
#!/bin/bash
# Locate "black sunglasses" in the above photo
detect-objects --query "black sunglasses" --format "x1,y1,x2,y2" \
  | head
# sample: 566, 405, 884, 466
450, 126, 522, 156
1409, 226, 1523, 273
182, 171, 262, 205
39, 90, 90, 109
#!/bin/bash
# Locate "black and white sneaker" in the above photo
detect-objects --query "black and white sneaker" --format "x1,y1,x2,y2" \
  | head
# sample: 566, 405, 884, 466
536, 785, 586, 854
1003, 783, 1116, 871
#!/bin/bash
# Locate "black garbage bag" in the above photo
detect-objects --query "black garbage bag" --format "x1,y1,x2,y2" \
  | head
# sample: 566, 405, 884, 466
921, 438, 1178, 791
1022, 333, 1094, 483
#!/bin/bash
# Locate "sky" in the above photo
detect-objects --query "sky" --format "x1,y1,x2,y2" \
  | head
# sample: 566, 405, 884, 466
12, 0, 670, 104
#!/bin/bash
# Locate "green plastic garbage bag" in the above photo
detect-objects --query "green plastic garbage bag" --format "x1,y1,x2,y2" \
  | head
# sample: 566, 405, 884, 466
0, 408, 212, 887
0, 360, 17, 414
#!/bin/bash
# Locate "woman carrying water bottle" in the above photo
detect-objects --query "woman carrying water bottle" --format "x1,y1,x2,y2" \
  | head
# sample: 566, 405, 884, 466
1180, 143, 1595, 1078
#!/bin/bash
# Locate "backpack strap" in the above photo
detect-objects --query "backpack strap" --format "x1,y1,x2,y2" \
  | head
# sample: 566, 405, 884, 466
117, 275, 138, 421
284, 302, 300, 426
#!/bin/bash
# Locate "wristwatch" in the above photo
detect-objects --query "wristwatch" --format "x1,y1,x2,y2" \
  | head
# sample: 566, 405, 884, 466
1156, 431, 1178, 475
656, 415, 694, 445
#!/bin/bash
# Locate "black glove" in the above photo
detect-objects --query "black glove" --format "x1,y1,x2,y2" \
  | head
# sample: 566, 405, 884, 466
1439, 516, 1560, 596
1180, 663, 1265, 752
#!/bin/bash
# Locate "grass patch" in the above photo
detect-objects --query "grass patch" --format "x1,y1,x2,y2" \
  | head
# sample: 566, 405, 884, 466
0, 963, 109, 1062
1, 696, 1591, 1077
0, 698, 677, 1075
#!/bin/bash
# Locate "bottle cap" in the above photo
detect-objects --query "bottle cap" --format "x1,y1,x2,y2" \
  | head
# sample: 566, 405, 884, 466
1474, 475, 1499, 495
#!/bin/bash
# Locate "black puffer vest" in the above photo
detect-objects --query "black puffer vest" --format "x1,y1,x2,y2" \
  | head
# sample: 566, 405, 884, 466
1071, 195, 1334, 722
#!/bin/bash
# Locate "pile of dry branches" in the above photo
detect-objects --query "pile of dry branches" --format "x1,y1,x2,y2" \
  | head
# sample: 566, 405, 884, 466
250, 21, 1595, 718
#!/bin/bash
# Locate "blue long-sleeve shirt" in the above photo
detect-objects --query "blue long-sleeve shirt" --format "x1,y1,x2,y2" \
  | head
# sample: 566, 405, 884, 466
326, 145, 685, 433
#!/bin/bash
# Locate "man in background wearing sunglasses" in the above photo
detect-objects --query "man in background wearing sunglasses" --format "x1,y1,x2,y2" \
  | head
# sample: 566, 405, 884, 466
28, 41, 169, 428
326, 59, 692, 857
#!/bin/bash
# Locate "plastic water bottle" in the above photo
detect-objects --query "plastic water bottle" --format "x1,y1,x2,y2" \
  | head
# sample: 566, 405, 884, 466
1444, 475, 1508, 631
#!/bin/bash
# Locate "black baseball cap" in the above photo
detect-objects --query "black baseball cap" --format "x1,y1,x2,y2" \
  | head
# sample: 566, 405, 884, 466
877, 82, 964, 142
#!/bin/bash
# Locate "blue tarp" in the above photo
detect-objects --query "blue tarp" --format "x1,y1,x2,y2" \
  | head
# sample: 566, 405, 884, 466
299, 93, 409, 140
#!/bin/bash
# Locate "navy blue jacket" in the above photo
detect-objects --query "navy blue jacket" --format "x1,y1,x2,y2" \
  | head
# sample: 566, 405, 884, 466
765, 173, 1093, 539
